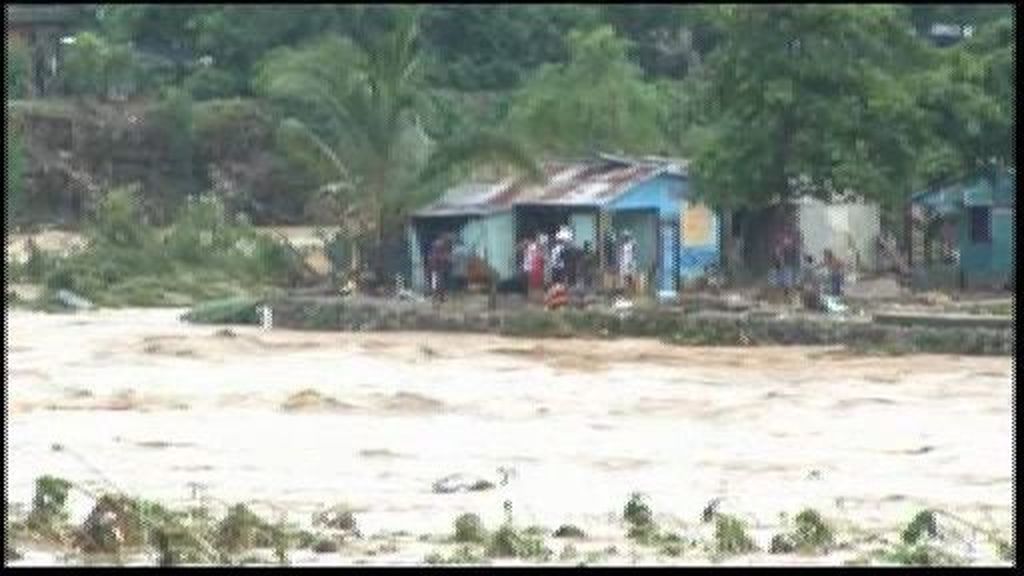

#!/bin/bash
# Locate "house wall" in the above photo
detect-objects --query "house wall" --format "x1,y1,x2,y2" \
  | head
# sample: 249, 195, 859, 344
797, 199, 880, 272
958, 173, 1015, 287
609, 174, 722, 286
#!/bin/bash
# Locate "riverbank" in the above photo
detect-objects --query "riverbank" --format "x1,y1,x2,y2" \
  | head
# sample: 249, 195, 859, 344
184, 295, 1015, 356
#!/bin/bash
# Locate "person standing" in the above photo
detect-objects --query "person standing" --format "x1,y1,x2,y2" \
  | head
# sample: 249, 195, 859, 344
429, 233, 455, 303
618, 231, 637, 296
527, 234, 545, 303
823, 249, 845, 297
580, 241, 597, 292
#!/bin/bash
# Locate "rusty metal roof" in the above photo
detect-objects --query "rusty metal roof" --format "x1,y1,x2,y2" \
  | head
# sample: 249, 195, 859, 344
414, 156, 688, 217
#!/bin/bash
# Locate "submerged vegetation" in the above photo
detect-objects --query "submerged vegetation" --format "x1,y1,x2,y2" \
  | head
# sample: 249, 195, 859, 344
4, 475, 1010, 566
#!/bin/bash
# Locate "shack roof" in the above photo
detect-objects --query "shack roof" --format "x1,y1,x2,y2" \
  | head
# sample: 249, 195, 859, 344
415, 155, 688, 217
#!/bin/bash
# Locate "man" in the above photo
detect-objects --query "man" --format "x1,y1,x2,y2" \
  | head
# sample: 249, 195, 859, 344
451, 238, 470, 292
799, 254, 823, 311
823, 249, 845, 297
580, 241, 597, 292
619, 231, 637, 296
551, 227, 571, 286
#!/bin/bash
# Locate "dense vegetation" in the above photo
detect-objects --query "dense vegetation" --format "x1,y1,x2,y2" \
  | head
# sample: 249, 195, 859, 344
4, 4, 1014, 291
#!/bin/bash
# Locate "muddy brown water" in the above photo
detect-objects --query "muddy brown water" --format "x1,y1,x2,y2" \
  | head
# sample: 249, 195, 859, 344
4, 308, 1013, 565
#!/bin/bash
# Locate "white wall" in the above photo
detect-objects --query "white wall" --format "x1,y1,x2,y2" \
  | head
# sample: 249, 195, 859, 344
798, 199, 879, 271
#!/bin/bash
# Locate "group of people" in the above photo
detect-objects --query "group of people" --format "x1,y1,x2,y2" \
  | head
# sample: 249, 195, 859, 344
772, 229, 846, 310
516, 227, 639, 307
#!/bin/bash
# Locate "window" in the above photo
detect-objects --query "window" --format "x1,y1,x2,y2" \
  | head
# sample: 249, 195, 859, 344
969, 206, 992, 244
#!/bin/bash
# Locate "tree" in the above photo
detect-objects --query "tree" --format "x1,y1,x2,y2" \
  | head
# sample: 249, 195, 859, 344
505, 25, 666, 157
691, 5, 934, 209
420, 5, 601, 90
256, 8, 540, 282
600, 5, 722, 80
60, 31, 141, 99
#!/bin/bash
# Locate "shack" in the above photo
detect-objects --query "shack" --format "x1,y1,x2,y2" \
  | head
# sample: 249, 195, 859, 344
907, 166, 1015, 290
723, 196, 882, 283
407, 155, 722, 295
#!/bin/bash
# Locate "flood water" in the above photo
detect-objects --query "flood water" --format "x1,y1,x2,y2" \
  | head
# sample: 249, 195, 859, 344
4, 308, 1013, 565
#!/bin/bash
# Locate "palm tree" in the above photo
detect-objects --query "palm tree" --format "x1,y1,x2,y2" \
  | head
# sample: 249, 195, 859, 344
257, 7, 540, 284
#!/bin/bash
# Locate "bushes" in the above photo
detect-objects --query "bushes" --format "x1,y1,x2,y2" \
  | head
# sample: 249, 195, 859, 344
34, 189, 302, 308
454, 514, 487, 544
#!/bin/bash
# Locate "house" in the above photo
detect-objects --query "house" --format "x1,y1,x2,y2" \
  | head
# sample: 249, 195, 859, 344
907, 166, 1015, 290
407, 155, 722, 295
723, 197, 882, 283
5, 4, 87, 97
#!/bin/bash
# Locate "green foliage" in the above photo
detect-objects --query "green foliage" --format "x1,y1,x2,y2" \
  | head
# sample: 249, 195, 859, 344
5, 38, 30, 98
257, 9, 538, 280
553, 524, 586, 539
693, 5, 933, 207
215, 504, 276, 556
426, 544, 486, 565
454, 514, 487, 544
39, 190, 299, 308
713, 513, 758, 556
623, 493, 654, 529
486, 522, 552, 560
901, 510, 938, 545
28, 476, 73, 530
60, 31, 141, 99
506, 25, 665, 156
778, 508, 835, 554
875, 543, 961, 566
420, 6, 601, 90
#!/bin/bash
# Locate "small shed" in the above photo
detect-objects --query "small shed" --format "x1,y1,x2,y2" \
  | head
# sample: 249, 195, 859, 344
407, 155, 722, 294
908, 167, 1015, 290
724, 197, 882, 282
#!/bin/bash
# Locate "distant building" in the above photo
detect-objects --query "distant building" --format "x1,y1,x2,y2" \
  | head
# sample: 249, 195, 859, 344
407, 154, 722, 295
908, 166, 1015, 290
6, 4, 87, 97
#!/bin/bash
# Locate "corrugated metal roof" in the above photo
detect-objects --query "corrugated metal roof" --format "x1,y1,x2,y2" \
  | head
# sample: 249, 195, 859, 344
415, 156, 688, 217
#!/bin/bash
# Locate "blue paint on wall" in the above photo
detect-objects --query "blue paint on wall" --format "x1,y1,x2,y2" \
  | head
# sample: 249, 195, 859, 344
611, 174, 722, 284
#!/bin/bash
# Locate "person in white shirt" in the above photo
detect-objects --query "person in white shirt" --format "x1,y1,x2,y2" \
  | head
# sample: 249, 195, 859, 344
618, 231, 637, 295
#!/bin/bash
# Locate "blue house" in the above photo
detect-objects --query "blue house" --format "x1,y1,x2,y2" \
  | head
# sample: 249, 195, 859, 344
407, 155, 721, 295
908, 166, 1015, 290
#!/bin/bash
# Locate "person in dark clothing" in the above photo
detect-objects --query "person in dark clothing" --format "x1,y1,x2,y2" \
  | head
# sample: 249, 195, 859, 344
580, 241, 597, 291
823, 249, 845, 297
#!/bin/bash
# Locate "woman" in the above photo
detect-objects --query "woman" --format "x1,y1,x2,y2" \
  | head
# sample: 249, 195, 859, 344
527, 235, 546, 303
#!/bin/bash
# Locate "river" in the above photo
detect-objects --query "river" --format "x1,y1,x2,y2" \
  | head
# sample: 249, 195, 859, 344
4, 308, 1013, 565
